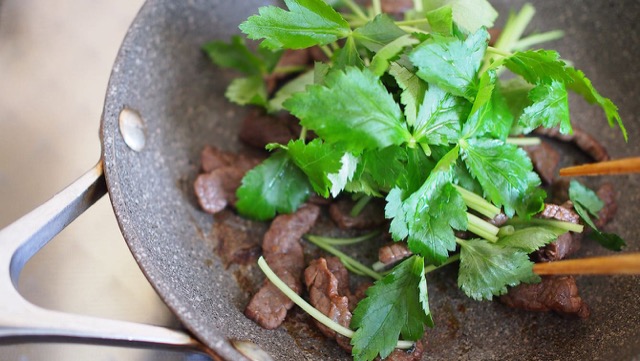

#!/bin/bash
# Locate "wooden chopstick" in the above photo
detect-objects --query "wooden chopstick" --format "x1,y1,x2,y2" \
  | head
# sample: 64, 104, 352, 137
559, 157, 640, 176
533, 253, 640, 275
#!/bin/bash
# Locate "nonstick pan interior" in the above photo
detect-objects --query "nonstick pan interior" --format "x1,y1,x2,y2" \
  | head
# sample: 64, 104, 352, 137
100, 1, 640, 360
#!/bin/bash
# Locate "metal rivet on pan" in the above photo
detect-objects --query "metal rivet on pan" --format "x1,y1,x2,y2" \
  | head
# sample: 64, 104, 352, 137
231, 340, 273, 361
118, 107, 146, 152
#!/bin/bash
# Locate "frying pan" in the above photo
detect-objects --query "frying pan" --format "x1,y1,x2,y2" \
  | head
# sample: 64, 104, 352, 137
1, 0, 639, 360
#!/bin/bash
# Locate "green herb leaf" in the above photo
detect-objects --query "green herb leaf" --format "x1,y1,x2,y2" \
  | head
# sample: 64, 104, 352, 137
387, 147, 467, 265
413, 85, 465, 146
389, 63, 428, 127
519, 80, 570, 134
460, 138, 538, 217
458, 238, 538, 300
224, 75, 268, 107
499, 77, 534, 123
236, 151, 312, 220
286, 139, 344, 198
497, 227, 558, 253
284, 67, 411, 152
569, 180, 625, 251
333, 36, 365, 70
203, 35, 276, 75
426, 6, 454, 36
351, 255, 431, 361
370, 35, 419, 76
240, 0, 351, 50
353, 14, 407, 52
351, 146, 408, 194
268, 70, 314, 112
421, 0, 498, 33
410, 27, 489, 100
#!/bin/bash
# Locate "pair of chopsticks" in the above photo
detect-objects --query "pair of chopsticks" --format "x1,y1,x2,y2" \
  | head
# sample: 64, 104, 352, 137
532, 157, 640, 276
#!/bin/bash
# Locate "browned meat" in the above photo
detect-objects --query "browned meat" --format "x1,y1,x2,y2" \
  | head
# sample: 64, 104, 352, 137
381, 338, 426, 361
381, 0, 413, 14
524, 141, 560, 184
378, 242, 412, 267
265, 49, 312, 93
212, 210, 265, 267
326, 257, 351, 298
239, 110, 301, 149
549, 178, 571, 204
535, 126, 609, 162
488, 28, 501, 46
329, 197, 386, 230
500, 276, 590, 318
304, 257, 353, 351
595, 182, 617, 228
194, 167, 245, 214
245, 204, 320, 329
200, 145, 237, 173
488, 212, 509, 227
533, 203, 581, 262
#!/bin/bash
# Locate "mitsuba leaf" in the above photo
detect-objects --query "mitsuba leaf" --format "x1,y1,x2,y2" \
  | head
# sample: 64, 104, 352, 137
286, 139, 344, 198
268, 70, 314, 112
499, 77, 534, 122
519, 80, 570, 134
236, 151, 312, 220
333, 36, 365, 70
389, 63, 427, 127
426, 6, 454, 35
351, 256, 431, 361
203, 35, 276, 75
497, 227, 558, 253
387, 147, 467, 265
352, 146, 407, 193
240, 0, 351, 50
409, 27, 489, 100
413, 85, 465, 146
327, 152, 359, 197
420, 0, 498, 33
569, 180, 626, 251
458, 238, 539, 300
225, 76, 268, 107
370, 35, 420, 76
284, 67, 411, 152
461, 138, 537, 217
353, 14, 406, 52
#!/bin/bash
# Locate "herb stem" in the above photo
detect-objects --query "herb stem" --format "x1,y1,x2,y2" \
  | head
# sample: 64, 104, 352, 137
395, 18, 430, 26
299, 126, 308, 140
506, 137, 541, 146
498, 225, 515, 237
513, 30, 564, 50
341, 0, 369, 22
424, 254, 460, 274
320, 44, 334, 58
306, 235, 382, 280
467, 213, 500, 242
486, 46, 512, 58
273, 65, 308, 75
307, 231, 379, 246
399, 25, 429, 34
372, 0, 382, 16
494, 3, 536, 52
413, 0, 423, 13
508, 218, 584, 233
455, 185, 500, 219
350, 195, 372, 217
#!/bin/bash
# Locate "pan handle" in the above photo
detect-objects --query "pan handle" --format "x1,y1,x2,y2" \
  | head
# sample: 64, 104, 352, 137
0, 161, 221, 360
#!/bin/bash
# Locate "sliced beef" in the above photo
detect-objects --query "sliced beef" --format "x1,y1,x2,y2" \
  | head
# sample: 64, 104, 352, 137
534, 126, 609, 162
265, 49, 312, 93
304, 257, 353, 351
195, 146, 261, 214
488, 213, 509, 227
381, 0, 413, 14
549, 178, 571, 204
329, 197, 386, 230
500, 275, 590, 318
378, 242, 412, 267
533, 203, 582, 262
239, 109, 301, 149
212, 210, 265, 267
245, 204, 320, 329
595, 182, 617, 228
524, 141, 560, 184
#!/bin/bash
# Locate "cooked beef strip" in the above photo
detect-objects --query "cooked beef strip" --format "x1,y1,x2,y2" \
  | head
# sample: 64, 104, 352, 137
304, 257, 353, 351
200, 145, 237, 173
265, 49, 312, 93
549, 178, 571, 204
329, 197, 386, 230
595, 182, 617, 228
239, 109, 301, 149
524, 141, 560, 184
245, 204, 320, 329
378, 242, 412, 267
533, 203, 582, 262
194, 167, 245, 214
534, 126, 609, 162
500, 275, 590, 318
212, 210, 265, 267
488, 212, 509, 227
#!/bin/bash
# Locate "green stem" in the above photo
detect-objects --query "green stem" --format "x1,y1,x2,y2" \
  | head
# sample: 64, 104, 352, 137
372, 0, 381, 16
307, 231, 379, 246
399, 25, 429, 34
424, 254, 460, 274
508, 218, 584, 233
486, 46, 513, 58
467, 213, 499, 242
454, 185, 500, 219
513, 30, 564, 50
413, 0, 423, 13
341, 0, 369, 21
306, 235, 382, 280
395, 18, 430, 26
506, 137, 541, 146
299, 126, 308, 140
494, 3, 536, 52
372, 261, 386, 272
273, 65, 308, 75
320, 45, 334, 58
350, 195, 372, 217
498, 225, 515, 237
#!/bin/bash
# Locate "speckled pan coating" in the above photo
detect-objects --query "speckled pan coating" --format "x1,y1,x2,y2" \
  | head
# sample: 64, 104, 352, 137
100, 1, 640, 360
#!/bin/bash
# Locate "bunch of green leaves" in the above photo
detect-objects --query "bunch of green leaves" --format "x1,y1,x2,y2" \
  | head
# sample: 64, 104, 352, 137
203, 1, 626, 360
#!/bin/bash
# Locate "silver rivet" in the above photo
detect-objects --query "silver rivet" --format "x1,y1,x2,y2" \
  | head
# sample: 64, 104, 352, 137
232, 340, 273, 361
118, 107, 146, 152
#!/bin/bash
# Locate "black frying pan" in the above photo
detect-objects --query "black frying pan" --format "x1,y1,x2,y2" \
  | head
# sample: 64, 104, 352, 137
1, 0, 639, 360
